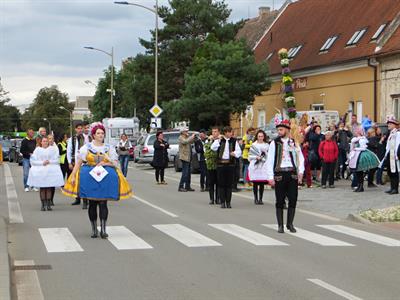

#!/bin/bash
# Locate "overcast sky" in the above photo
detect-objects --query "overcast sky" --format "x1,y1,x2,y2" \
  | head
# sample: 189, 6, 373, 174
0, 0, 285, 107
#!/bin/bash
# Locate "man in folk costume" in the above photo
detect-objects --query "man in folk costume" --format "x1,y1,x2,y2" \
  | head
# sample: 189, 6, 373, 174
211, 126, 242, 209
266, 119, 305, 233
382, 116, 400, 194
82, 121, 93, 145
67, 122, 87, 208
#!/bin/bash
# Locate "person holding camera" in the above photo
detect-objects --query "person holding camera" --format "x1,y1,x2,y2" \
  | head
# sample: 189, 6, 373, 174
178, 128, 196, 192
117, 134, 132, 177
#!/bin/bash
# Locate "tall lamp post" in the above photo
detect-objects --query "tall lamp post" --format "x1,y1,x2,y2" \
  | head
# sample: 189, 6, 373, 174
59, 106, 73, 137
114, 1, 159, 106
84, 46, 115, 118
43, 118, 52, 134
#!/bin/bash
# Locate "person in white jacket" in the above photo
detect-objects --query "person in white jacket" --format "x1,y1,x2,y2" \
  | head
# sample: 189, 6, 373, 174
27, 136, 64, 211
381, 116, 400, 194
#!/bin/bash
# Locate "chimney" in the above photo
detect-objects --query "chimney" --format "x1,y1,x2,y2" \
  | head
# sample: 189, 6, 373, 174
258, 6, 271, 17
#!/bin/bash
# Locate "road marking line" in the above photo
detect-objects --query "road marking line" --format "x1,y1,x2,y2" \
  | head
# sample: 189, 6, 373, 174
14, 260, 44, 300
262, 224, 354, 246
209, 224, 288, 246
153, 224, 222, 247
104, 226, 153, 250
317, 225, 400, 246
308, 279, 363, 300
134, 196, 178, 218
38, 228, 84, 253
4, 163, 24, 223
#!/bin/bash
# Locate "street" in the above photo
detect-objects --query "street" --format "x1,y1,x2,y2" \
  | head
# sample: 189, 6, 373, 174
1, 162, 400, 300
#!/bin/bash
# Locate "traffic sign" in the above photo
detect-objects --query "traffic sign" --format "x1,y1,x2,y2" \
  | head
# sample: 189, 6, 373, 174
150, 104, 163, 118
150, 118, 162, 128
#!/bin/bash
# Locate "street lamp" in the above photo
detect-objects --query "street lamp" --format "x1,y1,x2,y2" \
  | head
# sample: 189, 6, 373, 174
84, 80, 98, 88
43, 118, 52, 134
59, 106, 73, 137
114, 1, 159, 106
84, 46, 115, 118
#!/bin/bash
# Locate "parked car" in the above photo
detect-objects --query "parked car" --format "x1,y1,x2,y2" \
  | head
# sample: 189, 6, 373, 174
9, 139, 23, 165
0, 139, 13, 161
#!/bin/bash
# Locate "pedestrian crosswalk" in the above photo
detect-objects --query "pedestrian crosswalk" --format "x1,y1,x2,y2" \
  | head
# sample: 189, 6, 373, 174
38, 224, 400, 253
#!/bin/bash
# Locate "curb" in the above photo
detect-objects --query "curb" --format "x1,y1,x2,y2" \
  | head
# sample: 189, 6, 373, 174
0, 217, 11, 300
346, 213, 373, 225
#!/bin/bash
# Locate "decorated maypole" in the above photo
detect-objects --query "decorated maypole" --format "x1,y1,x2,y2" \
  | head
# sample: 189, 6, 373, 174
278, 48, 302, 144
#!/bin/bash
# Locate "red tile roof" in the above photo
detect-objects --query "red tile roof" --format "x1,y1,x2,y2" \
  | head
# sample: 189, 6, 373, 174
254, 0, 400, 76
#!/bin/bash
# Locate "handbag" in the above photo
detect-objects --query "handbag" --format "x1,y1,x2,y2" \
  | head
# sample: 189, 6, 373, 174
308, 149, 319, 164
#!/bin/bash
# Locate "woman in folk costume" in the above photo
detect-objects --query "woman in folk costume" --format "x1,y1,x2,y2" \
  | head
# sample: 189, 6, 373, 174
348, 127, 380, 193
27, 136, 65, 211
62, 122, 133, 239
381, 116, 400, 194
248, 130, 269, 205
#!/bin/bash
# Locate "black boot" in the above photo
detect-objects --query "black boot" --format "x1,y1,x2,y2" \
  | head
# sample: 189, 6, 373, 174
41, 200, 46, 211
100, 219, 108, 239
254, 194, 259, 205
90, 221, 98, 238
71, 198, 81, 205
46, 200, 52, 211
259, 188, 264, 205
82, 199, 88, 210
50, 199, 54, 206
226, 188, 232, 208
286, 208, 297, 233
276, 208, 284, 233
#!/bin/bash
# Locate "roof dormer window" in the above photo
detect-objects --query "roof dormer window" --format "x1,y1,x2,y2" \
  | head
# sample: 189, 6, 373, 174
346, 28, 367, 46
288, 45, 302, 58
320, 36, 338, 52
371, 23, 387, 41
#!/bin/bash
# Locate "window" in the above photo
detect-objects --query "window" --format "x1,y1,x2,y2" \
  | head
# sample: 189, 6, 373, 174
288, 45, 302, 58
394, 97, 400, 120
347, 28, 367, 46
258, 110, 266, 128
371, 23, 387, 41
266, 51, 274, 61
356, 101, 363, 123
311, 104, 324, 111
320, 36, 338, 51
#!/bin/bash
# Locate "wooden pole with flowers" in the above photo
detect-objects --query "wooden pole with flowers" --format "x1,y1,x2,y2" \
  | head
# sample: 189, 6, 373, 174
278, 48, 302, 144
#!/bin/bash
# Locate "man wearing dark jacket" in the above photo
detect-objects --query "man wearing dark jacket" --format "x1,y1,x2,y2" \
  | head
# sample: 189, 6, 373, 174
336, 122, 352, 179
195, 129, 208, 192
20, 128, 37, 192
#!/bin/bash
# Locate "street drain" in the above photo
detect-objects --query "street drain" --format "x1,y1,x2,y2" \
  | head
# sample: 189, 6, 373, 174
13, 264, 52, 271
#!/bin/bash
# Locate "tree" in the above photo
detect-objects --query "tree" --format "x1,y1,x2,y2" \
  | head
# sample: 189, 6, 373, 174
21, 85, 73, 136
0, 78, 21, 132
91, 67, 116, 121
167, 39, 270, 129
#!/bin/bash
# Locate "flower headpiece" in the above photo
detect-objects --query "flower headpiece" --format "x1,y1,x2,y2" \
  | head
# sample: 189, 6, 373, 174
386, 115, 399, 126
90, 122, 106, 136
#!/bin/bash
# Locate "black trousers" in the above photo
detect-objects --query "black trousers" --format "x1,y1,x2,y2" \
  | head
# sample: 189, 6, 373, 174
217, 165, 235, 204
385, 157, 399, 191
321, 162, 335, 186
155, 167, 165, 182
199, 161, 207, 189
207, 169, 218, 201
274, 171, 298, 209
88, 201, 108, 222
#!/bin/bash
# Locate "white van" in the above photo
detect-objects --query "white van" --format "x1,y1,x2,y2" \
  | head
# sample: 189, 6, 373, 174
102, 117, 140, 147
296, 110, 340, 131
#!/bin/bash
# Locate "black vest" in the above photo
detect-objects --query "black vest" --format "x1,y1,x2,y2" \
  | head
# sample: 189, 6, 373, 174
273, 136, 297, 173
217, 137, 237, 165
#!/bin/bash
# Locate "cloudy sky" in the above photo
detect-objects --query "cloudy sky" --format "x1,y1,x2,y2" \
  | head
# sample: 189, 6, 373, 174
0, 0, 285, 108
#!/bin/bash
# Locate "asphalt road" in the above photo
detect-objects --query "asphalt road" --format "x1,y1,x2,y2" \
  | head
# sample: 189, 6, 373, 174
2, 162, 400, 300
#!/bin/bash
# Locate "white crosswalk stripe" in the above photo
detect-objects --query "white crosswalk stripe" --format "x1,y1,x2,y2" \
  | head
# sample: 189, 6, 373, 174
153, 224, 222, 247
262, 224, 354, 246
39, 228, 84, 253
104, 226, 153, 250
317, 225, 400, 246
209, 224, 288, 246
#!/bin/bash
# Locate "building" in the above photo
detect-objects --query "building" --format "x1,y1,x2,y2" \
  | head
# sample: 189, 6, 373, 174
232, 0, 400, 132
72, 96, 92, 120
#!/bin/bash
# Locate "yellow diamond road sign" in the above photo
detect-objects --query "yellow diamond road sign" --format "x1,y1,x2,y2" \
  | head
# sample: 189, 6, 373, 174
150, 104, 163, 118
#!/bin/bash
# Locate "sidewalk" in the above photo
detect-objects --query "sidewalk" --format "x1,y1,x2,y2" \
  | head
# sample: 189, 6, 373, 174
0, 217, 11, 300
296, 180, 400, 220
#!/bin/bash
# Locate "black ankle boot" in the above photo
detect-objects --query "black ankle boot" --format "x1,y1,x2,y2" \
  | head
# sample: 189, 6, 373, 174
82, 199, 88, 210
276, 208, 284, 233
46, 200, 52, 211
220, 202, 226, 209
286, 208, 296, 233
226, 201, 232, 209
91, 221, 98, 238
254, 195, 259, 205
100, 220, 108, 239
41, 200, 46, 211
71, 198, 81, 205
